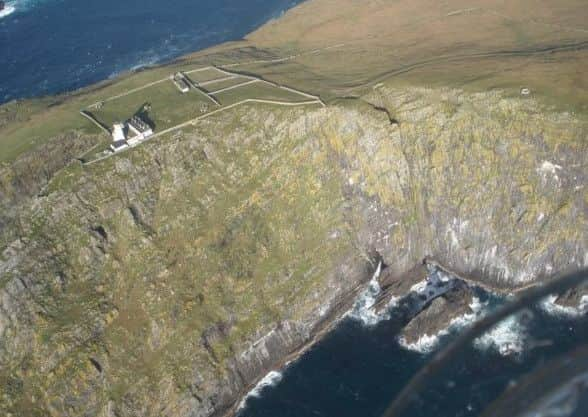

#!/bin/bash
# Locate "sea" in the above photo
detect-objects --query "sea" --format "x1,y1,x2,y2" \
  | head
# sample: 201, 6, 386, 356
237, 273, 588, 417
0, 0, 304, 103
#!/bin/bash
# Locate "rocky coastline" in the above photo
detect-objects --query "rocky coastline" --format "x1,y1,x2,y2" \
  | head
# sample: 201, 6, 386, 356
217, 261, 377, 417
0, 84, 586, 417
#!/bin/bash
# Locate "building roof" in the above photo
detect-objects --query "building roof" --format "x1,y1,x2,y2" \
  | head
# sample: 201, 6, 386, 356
112, 123, 126, 141
178, 78, 190, 90
128, 116, 151, 133
173, 73, 191, 92
111, 140, 128, 151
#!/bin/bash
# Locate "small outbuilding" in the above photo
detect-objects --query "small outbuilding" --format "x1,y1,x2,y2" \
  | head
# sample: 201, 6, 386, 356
110, 123, 129, 152
112, 122, 126, 142
172, 72, 191, 93
110, 140, 129, 152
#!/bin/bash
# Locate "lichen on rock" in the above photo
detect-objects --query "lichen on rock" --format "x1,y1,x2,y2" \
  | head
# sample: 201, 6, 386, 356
0, 85, 586, 416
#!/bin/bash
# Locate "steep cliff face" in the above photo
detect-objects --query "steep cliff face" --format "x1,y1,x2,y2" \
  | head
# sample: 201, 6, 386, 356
0, 87, 586, 416
0, 104, 372, 417
0, 130, 101, 245
338, 87, 586, 288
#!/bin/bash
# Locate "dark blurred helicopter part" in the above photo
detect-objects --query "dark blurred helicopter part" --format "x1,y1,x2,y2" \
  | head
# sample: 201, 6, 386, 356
479, 345, 588, 417
381, 268, 588, 417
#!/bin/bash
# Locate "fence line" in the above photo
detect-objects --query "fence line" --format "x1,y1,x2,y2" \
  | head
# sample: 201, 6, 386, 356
79, 110, 110, 135
83, 98, 322, 165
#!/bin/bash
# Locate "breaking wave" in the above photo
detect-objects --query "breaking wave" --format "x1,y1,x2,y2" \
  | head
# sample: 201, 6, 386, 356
398, 298, 479, 354
473, 314, 528, 356
0, 3, 15, 18
3, 0, 57, 16
237, 371, 284, 413
539, 295, 588, 318
399, 295, 530, 357
247, 371, 284, 399
346, 262, 399, 326
345, 264, 536, 357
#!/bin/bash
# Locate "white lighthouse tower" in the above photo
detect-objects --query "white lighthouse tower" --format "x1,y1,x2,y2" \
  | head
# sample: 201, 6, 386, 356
110, 123, 129, 152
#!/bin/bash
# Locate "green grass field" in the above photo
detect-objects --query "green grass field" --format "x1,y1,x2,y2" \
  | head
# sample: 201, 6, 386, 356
6, 0, 585, 166
185, 68, 228, 83
201, 76, 253, 93
0, 103, 99, 163
86, 72, 315, 142
213, 82, 314, 106
90, 81, 213, 131
0, 61, 241, 163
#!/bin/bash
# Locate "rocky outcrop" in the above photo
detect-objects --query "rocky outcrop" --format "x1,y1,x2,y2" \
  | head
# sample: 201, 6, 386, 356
399, 282, 475, 345
0, 86, 586, 416
0, 130, 101, 246
0, 103, 373, 417
334, 88, 586, 289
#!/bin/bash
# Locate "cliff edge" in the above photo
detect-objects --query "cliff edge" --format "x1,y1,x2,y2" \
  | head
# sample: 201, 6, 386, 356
0, 0, 587, 415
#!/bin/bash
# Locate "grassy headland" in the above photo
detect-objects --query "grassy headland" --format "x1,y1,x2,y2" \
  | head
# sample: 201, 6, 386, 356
0, 1, 587, 417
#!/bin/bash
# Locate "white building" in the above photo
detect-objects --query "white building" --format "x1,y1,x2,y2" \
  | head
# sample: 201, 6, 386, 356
172, 73, 191, 93
112, 123, 126, 141
110, 140, 129, 152
128, 115, 153, 141
110, 123, 129, 152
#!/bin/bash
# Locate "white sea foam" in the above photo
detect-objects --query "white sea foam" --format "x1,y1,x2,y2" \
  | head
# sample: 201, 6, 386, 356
540, 295, 588, 318
247, 371, 283, 398
236, 370, 283, 413
346, 262, 396, 326
351, 266, 460, 333
473, 315, 527, 356
398, 299, 479, 354
399, 296, 530, 357
1, 1, 63, 18
0, 4, 15, 18
399, 333, 443, 354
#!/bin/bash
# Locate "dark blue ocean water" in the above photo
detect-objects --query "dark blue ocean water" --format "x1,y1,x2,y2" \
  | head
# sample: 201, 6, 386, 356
238, 288, 588, 417
0, 0, 303, 103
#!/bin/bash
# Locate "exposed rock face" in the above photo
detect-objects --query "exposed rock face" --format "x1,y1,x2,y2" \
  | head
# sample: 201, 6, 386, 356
0, 131, 101, 244
0, 87, 586, 416
341, 87, 586, 288
399, 283, 475, 345
0, 131, 99, 204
